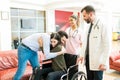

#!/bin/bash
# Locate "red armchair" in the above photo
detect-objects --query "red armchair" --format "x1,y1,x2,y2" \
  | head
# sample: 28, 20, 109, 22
109, 50, 120, 71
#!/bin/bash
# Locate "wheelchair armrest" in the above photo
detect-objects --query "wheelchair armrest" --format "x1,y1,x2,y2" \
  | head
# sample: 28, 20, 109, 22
60, 65, 78, 80
42, 59, 52, 62
67, 64, 78, 72
42, 59, 52, 64
60, 73, 67, 80
69, 65, 78, 69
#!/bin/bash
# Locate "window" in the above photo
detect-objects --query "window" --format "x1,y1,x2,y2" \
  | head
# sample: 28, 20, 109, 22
11, 8, 46, 49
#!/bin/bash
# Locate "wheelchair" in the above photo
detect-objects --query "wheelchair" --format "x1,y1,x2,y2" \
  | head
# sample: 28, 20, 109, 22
29, 64, 87, 80
29, 53, 87, 80
60, 64, 87, 80
71, 71, 87, 80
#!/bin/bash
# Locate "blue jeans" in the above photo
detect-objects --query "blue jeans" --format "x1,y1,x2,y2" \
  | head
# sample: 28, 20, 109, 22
47, 70, 65, 80
13, 44, 40, 80
33, 67, 53, 80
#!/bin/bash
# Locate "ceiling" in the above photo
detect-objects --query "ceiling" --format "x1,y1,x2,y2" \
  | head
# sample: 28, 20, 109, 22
10, 0, 66, 5
10, 0, 120, 12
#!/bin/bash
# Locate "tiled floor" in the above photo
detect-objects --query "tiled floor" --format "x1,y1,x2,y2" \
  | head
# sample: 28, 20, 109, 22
104, 69, 120, 80
78, 66, 120, 80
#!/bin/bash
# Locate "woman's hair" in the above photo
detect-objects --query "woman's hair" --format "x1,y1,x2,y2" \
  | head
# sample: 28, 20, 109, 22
50, 33, 61, 49
70, 15, 80, 27
70, 15, 77, 20
57, 31, 68, 39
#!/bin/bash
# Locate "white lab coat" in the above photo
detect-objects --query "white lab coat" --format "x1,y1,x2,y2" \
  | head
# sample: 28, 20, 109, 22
81, 18, 112, 70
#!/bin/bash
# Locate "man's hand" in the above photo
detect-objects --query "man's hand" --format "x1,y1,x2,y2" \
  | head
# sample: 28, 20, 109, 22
99, 64, 106, 71
57, 46, 66, 55
38, 37, 43, 47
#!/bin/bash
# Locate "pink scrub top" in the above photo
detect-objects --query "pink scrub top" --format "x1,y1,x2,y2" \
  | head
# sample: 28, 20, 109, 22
65, 27, 83, 55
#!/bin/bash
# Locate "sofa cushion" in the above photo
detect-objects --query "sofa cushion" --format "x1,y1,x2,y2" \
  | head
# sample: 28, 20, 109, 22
0, 50, 18, 70
110, 50, 120, 62
0, 50, 47, 80
110, 64, 120, 72
0, 66, 32, 80
112, 59, 120, 67
0, 50, 46, 71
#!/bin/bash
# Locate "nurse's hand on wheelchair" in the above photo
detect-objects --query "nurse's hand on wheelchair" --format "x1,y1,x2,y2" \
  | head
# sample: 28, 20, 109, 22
76, 57, 84, 64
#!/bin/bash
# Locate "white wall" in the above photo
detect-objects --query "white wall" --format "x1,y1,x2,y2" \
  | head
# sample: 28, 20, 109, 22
10, 1, 45, 10
45, 9, 56, 32
0, 0, 11, 50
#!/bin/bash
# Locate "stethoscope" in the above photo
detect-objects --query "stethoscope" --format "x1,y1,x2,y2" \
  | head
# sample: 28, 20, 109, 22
93, 19, 100, 30
69, 28, 78, 38
68, 28, 79, 51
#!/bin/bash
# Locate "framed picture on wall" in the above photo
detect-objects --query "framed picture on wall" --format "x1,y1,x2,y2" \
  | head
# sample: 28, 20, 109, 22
55, 10, 73, 31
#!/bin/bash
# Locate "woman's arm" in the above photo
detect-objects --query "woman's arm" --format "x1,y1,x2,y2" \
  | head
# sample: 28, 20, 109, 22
53, 46, 66, 55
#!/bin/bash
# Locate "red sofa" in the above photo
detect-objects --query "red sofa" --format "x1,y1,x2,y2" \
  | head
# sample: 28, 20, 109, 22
109, 50, 120, 71
0, 49, 51, 80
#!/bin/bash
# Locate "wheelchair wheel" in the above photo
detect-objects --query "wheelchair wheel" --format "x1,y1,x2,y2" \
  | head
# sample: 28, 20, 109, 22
71, 71, 87, 80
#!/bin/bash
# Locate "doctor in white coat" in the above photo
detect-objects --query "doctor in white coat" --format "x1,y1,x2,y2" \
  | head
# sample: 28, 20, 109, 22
78, 5, 112, 80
